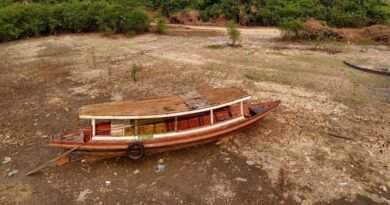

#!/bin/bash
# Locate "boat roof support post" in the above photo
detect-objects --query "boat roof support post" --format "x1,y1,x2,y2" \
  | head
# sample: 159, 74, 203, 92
135, 119, 138, 135
92, 119, 96, 137
240, 100, 244, 116
210, 109, 214, 125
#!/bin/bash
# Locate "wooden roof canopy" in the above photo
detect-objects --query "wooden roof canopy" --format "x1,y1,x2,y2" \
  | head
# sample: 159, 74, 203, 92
79, 88, 250, 119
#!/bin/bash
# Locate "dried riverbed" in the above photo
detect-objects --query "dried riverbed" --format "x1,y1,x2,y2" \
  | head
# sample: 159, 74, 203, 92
0, 25, 389, 205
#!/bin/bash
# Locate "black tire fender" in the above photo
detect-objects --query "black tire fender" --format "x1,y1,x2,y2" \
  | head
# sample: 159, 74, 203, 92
126, 141, 145, 160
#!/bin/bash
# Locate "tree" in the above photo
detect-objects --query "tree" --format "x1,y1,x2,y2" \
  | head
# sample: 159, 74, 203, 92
226, 21, 240, 46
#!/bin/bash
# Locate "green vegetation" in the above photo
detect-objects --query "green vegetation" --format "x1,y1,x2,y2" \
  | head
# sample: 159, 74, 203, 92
0, 0, 389, 42
0, 1, 150, 42
245, 71, 266, 82
206, 44, 224, 49
131, 63, 139, 82
155, 16, 167, 34
226, 21, 240, 46
142, 0, 390, 28
278, 18, 304, 39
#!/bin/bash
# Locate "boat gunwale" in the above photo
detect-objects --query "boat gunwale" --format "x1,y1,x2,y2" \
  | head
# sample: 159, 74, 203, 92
79, 96, 251, 120
90, 116, 246, 141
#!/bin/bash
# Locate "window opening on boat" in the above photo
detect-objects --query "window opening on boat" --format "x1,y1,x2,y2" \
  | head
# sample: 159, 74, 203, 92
111, 119, 132, 136
93, 118, 177, 137
137, 118, 168, 135
93, 119, 111, 136
172, 104, 242, 132
175, 111, 210, 131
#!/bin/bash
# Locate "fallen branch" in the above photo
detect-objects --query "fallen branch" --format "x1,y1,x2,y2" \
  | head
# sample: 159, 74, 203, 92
26, 145, 81, 176
327, 132, 354, 141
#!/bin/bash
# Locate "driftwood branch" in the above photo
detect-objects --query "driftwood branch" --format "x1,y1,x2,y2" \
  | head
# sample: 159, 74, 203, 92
26, 145, 81, 176
327, 132, 354, 141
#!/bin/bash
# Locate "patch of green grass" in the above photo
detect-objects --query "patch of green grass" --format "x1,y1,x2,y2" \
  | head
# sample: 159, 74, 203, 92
244, 70, 274, 82
266, 51, 289, 56
131, 64, 139, 82
287, 54, 332, 66
356, 37, 378, 45
155, 16, 167, 34
206, 44, 224, 49
347, 58, 369, 65
285, 54, 346, 75
168, 30, 221, 37
349, 72, 390, 88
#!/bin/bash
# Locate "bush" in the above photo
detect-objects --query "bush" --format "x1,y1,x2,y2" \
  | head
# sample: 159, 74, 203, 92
198, 5, 221, 21
142, 0, 390, 28
278, 18, 304, 38
155, 16, 167, 34
160, 0, 192, 17
226, 21, 240, 46
0, 1, 150, 42
220, 0, 240, 21
121, 9, 150, 34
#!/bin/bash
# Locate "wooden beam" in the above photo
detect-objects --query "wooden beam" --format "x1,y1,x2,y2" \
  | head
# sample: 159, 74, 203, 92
240, 101, 244, 116
135, 119, 138, 135
92, 119, 95, 137
210, 110, 214, 125
26, 145, 81, 176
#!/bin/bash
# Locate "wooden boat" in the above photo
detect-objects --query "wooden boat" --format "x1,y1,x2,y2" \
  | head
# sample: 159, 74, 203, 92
344, 61, 390, 76
50, 88, 280, 159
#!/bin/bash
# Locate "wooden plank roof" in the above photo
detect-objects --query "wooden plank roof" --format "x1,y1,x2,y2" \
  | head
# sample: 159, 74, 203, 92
79, 88, 250, 119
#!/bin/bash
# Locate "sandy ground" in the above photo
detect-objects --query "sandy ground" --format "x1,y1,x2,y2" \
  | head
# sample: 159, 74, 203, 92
0, 25, 389, 205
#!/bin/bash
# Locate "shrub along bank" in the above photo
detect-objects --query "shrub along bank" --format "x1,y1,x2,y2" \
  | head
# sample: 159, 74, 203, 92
142, 0, 390, 28
0, 1, 150, 42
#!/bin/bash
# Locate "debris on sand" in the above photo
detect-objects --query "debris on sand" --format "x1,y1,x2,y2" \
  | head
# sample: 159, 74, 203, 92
7, 169, 18, 177
246, 160, 255, 166
155, 164, 165, 173
105, 181, 111, 186
133, 169, 140, 175
2, 157, 11, 164
76, 189, 92, 202
234, 177, 247, 182
26, 145, 81, 176
293, 194, 302, 204
55, 155, 70, 166
379, 185, 388, 192
339, 182, 348, 186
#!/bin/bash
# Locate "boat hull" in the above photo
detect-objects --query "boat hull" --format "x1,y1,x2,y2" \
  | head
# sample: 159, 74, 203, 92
50, 101, 280, 154
344, 61, 390, 76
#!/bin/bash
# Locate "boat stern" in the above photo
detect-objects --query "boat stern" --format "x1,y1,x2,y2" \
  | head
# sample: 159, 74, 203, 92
49, 128, 92, 148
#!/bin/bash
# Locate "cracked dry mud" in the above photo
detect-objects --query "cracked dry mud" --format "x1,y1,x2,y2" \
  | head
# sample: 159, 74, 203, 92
0, 26, 389, 205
